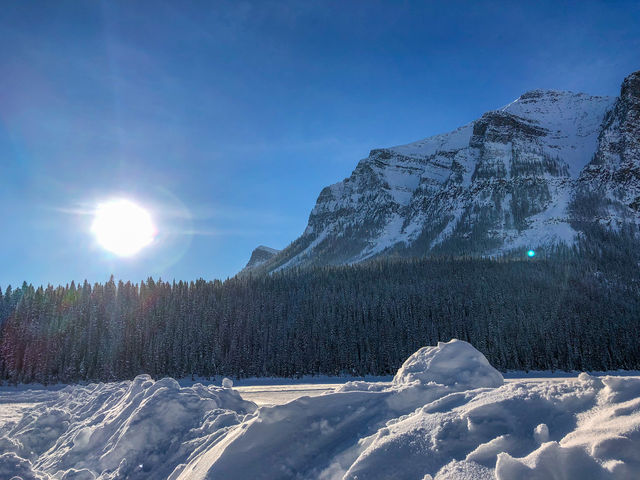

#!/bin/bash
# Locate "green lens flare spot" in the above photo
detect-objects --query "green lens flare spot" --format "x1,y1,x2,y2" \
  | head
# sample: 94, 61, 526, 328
527, 250, 536, 257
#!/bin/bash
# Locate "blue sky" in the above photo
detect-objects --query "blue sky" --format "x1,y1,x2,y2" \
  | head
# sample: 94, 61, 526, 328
1, 0, 639, 287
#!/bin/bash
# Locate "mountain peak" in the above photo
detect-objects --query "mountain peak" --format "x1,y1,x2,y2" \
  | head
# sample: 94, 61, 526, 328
242, 245, 280, 272
518, 88, 570, 99
621, 70, 640, 100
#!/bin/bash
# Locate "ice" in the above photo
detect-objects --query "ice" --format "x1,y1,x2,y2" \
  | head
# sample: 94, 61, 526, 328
1, 341, 639, 479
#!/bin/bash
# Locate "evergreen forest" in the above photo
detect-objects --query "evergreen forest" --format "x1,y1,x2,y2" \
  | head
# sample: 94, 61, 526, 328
1, 229, 639, 384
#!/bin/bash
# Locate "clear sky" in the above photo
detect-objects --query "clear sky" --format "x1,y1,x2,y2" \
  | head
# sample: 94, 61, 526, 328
1, 0, 639, 288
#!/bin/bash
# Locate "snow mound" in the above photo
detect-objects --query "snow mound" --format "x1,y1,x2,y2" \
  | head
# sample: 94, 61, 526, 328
393, 339, 504, 389
496, 442, 611, 479
0, 375, 256, 479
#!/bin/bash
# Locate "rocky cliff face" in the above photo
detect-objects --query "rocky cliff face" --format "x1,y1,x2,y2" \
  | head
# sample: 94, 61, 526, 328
242, 245, 280, 272
252, 71, 640, 273
574, 71, 640, 225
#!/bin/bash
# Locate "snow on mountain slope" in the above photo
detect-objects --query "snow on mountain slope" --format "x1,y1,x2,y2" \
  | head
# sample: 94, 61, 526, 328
252, 72, 640, 273
501, 90, 613, 178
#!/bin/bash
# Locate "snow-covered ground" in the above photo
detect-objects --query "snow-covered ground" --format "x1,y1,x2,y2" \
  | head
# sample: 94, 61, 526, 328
236, 384, 344, 407
1, 340, 639, 479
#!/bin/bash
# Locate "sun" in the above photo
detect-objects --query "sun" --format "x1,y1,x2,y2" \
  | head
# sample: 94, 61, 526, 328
91, 199, 156, 257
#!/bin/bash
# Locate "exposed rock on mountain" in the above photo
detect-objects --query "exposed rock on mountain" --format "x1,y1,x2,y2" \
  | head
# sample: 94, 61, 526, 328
242, 245, 280, 272
252, 71, 640, 273
574, 71, 640, 226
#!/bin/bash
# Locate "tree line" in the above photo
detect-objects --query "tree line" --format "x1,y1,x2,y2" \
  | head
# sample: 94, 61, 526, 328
1, 230, 639, 384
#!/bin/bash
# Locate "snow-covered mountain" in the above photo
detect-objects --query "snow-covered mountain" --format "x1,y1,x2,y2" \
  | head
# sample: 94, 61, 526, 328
248, 71, 640, 273
242, 245, 280, 271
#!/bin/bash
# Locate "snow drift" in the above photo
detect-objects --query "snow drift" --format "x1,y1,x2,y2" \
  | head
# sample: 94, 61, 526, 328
0, 376, 256, 479
393, 339, 504, 389
1, 340, 640, 479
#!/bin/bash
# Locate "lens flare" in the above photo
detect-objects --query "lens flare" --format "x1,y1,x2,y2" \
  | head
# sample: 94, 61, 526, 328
527, 249, 536, 257
91, 199, 156, 256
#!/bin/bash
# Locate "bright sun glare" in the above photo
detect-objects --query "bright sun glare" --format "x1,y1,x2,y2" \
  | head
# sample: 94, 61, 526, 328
91, 199, 156, 257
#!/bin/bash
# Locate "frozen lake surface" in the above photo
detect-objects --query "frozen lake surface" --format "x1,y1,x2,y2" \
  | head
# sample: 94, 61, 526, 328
236, 383, 345, 406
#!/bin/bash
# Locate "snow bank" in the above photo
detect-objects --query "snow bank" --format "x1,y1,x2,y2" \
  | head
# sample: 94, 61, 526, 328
2, 340, 640, 480
393, 339, 504, 389
0, 375, 256, 479
495, 375, 640, 480
179, 340, 640, 479
344, 377, 603, 479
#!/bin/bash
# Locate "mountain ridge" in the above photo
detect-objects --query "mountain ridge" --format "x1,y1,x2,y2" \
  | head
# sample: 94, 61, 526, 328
244, 71, 639, 274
